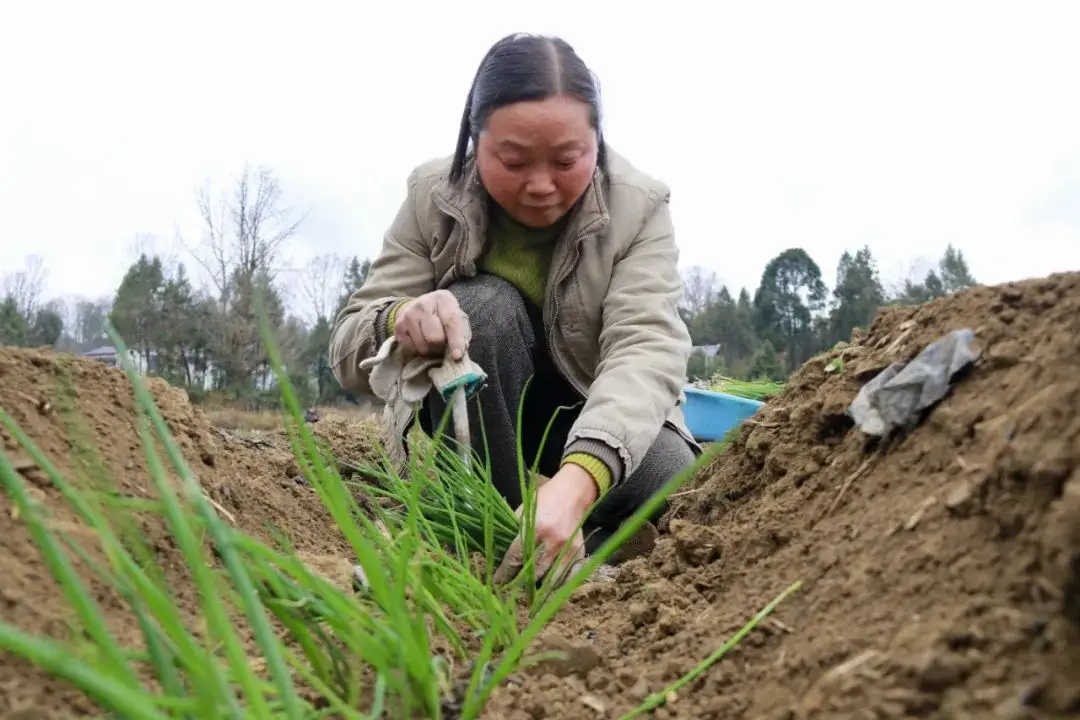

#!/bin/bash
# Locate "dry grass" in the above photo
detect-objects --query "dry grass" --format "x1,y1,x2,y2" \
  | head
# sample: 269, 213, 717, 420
204, 407, 283, 431
205, 402, 378, 433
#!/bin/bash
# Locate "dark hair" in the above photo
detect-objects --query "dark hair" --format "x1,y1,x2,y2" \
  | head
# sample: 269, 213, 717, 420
449, 33, 607, 183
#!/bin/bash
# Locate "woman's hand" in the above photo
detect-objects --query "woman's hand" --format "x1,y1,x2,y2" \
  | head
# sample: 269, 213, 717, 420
493, 464, 600, 586
394, 290, 467, 359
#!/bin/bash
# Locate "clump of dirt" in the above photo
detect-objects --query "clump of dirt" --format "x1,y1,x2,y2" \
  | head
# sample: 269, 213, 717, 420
214, 405, 385, 479
0, 349, 371, 717
486, 272, 1080, 719
295, 411, 387, 473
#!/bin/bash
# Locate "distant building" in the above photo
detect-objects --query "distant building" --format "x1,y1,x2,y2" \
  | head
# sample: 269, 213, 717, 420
79, 345, 157, 374
78, 345, 278, 393
79, 345, 123, 367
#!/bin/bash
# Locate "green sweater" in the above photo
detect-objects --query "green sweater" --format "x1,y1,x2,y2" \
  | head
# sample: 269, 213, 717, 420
386, 206, 611, 495
479, 206, 562, 307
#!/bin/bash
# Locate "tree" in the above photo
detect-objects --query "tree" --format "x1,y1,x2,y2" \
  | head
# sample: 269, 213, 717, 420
186, 166, 306, 391
686, 348, 726, 382
0, 297, 30, 346
688, 285, 759, 376
301, 253, 346, 326
297, 253, 352, 403
192, 166, 305, 300
336, 256, 371, 316
895, 271, 942, 304
106, 252, 216, 386
305, 316, 336, 400
180, 295, 217, 389
938, 244, 976, 294
30, 302, 64, 347
690, 286, 734, 344
263, 314, 312, 403
892, 245, 977, 305
72, 297, 112, 350
110, 254, 166, 369
830, 246, 886, 345
126, 232, 179, 270
2, 255, 47, 320
0, 257, 63, 349
680, 265, 719, 318
215, 266, 287, 392
296, 254, 375, 402
753, 248, 828, 372
748, 340, 784, 381
156, 264, 205, 385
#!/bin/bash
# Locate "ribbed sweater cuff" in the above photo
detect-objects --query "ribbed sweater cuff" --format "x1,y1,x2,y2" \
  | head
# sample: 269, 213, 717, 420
375, 298, 411, 344
562, 438, 624, 495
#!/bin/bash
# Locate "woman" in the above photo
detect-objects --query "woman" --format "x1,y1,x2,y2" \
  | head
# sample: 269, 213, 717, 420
331, 33, 699, 583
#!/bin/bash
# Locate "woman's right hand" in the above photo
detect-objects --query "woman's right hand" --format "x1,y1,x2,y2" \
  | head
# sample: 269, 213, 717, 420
394, 290, 467, 360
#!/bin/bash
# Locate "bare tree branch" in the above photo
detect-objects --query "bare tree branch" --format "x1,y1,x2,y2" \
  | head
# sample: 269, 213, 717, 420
2, 254, 48, 318
192, 179, 233, 302
885, 256, 936, 299
680, 265, 719, 316
299, 253, 346, 324
186, 165, 307, 302
176, 164, 308, 389
127, 233, 180, 271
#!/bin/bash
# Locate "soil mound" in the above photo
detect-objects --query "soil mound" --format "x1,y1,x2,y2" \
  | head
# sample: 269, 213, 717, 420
0, 349, 370, 717
488, 272, 1080, 719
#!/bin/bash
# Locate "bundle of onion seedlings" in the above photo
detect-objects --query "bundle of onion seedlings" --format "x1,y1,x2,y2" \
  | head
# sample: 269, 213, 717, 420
706, 375, 786, 401
348, 434, 521, 563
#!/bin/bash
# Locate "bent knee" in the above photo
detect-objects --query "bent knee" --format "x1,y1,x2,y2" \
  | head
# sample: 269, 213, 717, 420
636, 427, 696, 484
448, 274, 530, 334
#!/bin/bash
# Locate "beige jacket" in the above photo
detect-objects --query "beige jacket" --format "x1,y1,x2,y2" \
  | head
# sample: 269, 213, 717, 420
330, 147, 698, 484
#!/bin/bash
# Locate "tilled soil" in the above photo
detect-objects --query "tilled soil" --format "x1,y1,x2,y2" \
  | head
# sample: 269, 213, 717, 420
486, 271, 1080, 719
2, 271, 1079, 719
0, 352, 377, 717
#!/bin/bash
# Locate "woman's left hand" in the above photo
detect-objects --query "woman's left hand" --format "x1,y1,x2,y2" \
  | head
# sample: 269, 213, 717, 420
493, 464, 599, 586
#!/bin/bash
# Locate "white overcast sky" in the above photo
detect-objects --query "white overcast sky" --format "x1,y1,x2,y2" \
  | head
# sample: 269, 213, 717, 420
2, 1, 1079, 311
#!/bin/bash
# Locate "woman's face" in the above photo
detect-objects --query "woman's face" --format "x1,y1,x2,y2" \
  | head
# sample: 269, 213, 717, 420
475, 94, 598, 228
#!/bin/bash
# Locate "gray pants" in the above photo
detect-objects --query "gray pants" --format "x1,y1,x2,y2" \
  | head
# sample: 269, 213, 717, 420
419, 274, 695, 554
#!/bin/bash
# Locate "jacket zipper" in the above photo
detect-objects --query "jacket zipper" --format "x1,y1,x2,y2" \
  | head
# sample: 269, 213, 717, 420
545, 234, 590, 397
543, 226, 698, 451
432, 193, 470, 280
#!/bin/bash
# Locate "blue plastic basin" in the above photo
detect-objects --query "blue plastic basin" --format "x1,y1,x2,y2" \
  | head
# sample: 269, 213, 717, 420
681, 386, 764, 442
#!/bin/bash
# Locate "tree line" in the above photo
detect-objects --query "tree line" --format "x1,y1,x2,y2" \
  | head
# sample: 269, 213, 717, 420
1, 166, 371, 408
680, 243, 976, 382
1, 164, 978, 406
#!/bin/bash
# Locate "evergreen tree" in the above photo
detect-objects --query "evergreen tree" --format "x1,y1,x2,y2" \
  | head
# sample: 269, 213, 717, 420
752, 248, 828, 372
749, 340, 784, 381
830, 246, 886, 345
110, 254, 166, 368
0, 296, 30, 346
336, 256, 371, 316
